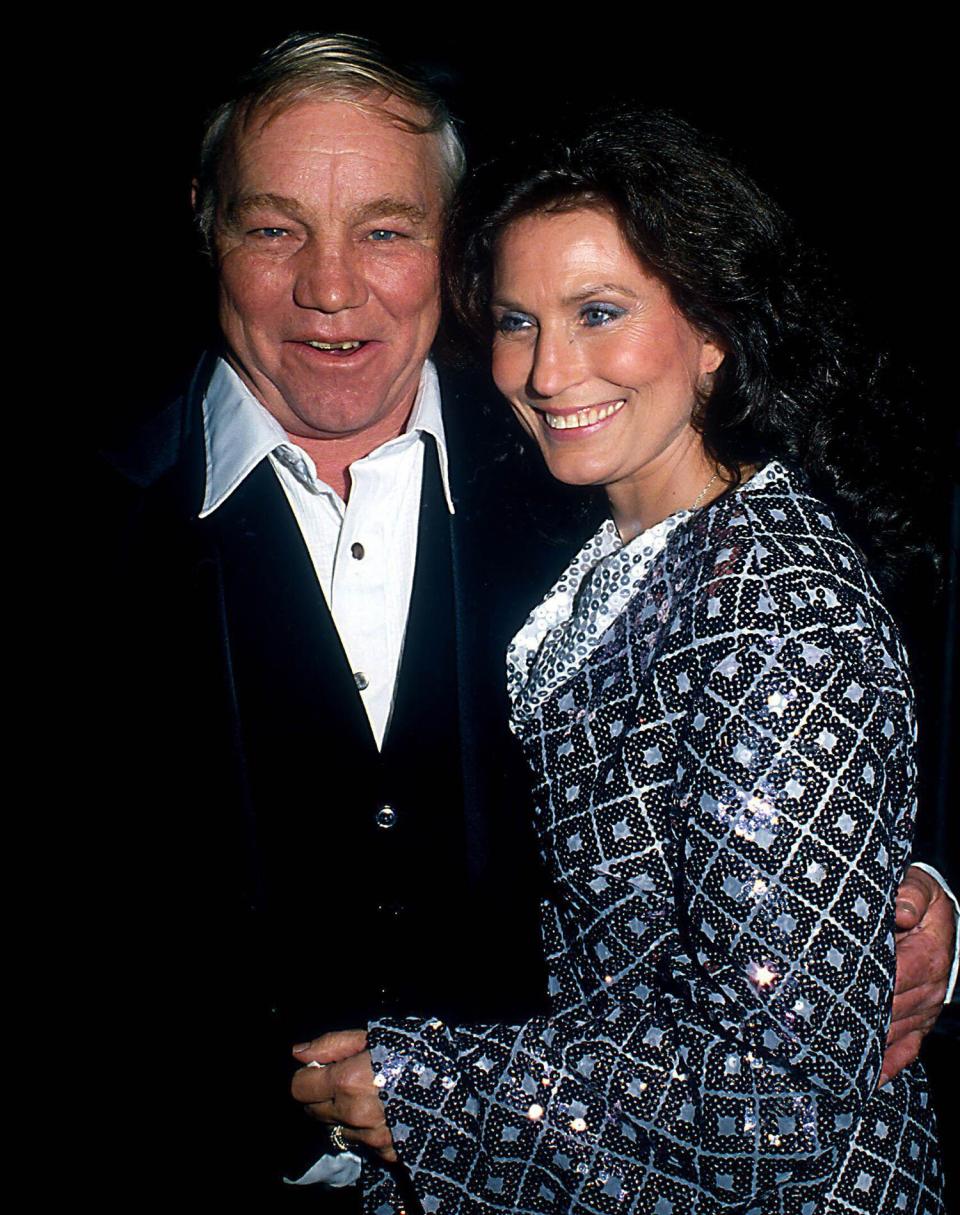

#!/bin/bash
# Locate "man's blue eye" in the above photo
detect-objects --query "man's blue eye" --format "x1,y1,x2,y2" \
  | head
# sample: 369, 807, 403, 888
369, 229, 399, 241
253, 227, 287, 239
581, 304, 626, 327
496, 312, 532, 334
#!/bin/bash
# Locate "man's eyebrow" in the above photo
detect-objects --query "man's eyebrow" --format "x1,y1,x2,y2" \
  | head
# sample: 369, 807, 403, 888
351, 197, 429, 226
225, 193, 309, 226
223, 193, 430, 230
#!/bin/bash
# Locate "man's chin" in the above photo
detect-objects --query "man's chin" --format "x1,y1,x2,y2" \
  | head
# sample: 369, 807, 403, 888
282, 398, 414, 445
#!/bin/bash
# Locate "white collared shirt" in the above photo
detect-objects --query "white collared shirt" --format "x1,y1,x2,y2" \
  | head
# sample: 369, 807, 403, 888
200, 357, 454, 749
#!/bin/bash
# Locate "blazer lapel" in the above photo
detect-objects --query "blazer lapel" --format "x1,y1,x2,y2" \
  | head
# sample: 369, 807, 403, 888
198, 457, 377, 786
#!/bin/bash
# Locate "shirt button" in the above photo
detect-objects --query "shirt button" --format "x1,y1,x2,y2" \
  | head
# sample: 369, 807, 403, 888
354, 671, 369, 691
375, 804, 397, 829
351, 542, 365, 560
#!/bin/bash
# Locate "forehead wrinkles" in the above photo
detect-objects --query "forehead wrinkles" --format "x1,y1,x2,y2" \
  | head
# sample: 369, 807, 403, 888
228, 97, 443, 208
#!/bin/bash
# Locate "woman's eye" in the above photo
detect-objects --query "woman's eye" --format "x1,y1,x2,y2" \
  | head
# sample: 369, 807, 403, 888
581, 304, 626, 327
495, 312, 533, 334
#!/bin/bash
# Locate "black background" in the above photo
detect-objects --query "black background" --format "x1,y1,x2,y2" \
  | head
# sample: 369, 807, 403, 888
82, 14, 957, 1200
88, 19, 950, 429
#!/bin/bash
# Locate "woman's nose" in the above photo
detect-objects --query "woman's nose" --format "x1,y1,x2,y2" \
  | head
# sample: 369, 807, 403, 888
527, 325, 585, 401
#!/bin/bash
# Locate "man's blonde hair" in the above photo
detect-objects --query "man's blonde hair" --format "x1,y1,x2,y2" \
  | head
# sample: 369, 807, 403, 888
195, 32, 465, 250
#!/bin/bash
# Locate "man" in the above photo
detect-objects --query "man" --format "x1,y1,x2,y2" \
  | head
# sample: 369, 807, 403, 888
94, 32, 955, 1208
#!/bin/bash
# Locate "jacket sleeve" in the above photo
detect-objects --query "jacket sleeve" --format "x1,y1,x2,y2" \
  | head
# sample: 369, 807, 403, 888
364, 605, 915, 1215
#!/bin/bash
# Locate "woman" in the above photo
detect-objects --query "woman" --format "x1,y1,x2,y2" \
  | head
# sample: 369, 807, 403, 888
360, 109, 943, 1213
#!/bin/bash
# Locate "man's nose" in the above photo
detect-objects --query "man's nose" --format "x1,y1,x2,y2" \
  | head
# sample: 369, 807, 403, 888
527, 325, 585, 401
293, 239, 368, 313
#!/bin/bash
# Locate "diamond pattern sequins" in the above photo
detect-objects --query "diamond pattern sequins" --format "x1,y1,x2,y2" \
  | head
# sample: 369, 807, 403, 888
364, 462, 942, 1214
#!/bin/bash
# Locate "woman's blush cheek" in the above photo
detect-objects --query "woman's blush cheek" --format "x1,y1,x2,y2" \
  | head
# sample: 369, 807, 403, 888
492, 342, 530, 406
509, 401, 539, 444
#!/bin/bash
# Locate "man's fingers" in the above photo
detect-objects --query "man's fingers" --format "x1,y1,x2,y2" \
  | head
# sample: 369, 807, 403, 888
893, 865, 939, 931
292, 1028, 368, 1065
892, 929, 951, 997
891, 977, 948, 1021
885, 877, 955, 1086
879, 1030, 926, 1087
886, 1011, 939, 1048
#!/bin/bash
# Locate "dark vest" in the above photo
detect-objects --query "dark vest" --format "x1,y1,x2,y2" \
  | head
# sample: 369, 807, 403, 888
202, 436, 471, 1038
84, 355, 593, 1195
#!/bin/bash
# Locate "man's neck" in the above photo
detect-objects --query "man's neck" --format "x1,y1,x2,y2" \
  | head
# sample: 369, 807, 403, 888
288, 406, 413, 503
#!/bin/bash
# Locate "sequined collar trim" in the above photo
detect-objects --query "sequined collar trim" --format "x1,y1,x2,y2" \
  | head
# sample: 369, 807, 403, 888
507, 462, 783, 723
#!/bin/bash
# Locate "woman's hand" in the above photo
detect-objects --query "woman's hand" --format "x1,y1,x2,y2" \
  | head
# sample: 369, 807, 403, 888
291, 1030, 397, 1163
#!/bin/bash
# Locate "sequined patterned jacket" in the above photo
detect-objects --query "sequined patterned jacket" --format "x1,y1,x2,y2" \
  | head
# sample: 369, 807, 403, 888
365, 462, 943, 1214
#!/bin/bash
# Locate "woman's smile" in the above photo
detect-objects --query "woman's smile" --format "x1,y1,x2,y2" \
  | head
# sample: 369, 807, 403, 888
539, 398, 626, 431
491, 206, 724, 534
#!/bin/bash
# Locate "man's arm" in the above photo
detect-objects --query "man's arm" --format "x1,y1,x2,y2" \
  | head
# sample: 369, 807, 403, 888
882, 863, 959, 1086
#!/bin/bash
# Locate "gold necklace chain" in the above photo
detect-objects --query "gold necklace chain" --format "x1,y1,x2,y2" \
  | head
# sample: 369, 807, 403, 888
691, 471, 720, 511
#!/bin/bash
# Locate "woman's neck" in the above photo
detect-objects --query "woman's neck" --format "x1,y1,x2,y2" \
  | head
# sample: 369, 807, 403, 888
607, 436, 724, 543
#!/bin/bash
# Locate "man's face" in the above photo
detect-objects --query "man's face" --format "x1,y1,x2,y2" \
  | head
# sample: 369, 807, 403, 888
213, 97, 444, 439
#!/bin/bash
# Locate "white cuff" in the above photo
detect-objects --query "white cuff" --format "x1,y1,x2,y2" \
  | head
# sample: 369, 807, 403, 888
910, 862, 960, 1003
284, 1151, 362, 1188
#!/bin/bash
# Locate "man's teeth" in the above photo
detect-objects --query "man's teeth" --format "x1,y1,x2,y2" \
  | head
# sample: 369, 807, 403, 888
305, 340, 363, 351
543, 400, 625, 430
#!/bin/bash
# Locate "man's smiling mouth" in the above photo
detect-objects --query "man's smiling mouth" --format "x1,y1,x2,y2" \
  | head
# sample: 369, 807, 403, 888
303, 340, 366, 353
542, 399, 625, 430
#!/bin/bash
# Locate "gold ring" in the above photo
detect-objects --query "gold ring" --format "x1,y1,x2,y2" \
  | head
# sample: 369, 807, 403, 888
329, 1124, 349, 1153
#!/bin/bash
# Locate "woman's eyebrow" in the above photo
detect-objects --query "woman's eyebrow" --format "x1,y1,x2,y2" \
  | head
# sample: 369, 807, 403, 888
490, 283, 640, 310
564, 282, 639, 304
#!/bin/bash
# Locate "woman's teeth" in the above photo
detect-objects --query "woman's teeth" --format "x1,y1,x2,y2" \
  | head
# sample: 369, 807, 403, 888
543, 399, 625, 430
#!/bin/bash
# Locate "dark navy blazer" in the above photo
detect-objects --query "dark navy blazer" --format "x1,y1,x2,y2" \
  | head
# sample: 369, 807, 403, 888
84, 352, 598, 1201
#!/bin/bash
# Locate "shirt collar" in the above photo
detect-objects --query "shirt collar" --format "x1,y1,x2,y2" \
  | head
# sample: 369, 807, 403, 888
200, 356, 453, 518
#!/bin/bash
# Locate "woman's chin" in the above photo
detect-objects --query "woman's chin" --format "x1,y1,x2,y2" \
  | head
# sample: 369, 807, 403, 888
540, 452, 615, 491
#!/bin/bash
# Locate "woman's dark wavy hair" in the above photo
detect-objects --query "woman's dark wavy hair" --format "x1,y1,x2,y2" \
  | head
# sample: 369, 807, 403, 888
445, 105, 937, 595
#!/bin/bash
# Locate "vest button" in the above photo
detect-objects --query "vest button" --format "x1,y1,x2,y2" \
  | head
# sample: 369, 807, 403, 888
375, 804, 397, 829
350, 542, 365, 560
354, 671, 369, 691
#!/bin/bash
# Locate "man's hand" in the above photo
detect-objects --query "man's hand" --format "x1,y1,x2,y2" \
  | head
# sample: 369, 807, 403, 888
291, 1030, 397, 1163
881, 865, 957, 1086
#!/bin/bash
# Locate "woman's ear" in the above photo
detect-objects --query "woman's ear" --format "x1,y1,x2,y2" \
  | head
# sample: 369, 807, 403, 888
699, 337, 725, 376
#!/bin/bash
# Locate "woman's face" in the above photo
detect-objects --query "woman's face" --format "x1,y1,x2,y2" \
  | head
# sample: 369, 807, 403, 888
491, 207, 723, 522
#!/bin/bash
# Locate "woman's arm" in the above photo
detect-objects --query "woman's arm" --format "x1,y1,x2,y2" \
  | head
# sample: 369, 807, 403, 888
360, 603, 915, 1214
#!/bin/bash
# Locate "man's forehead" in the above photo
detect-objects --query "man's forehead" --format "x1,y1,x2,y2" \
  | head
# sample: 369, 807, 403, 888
234, 94, 440, 175
218, 93, 446, 220
249, 87, 428, 135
